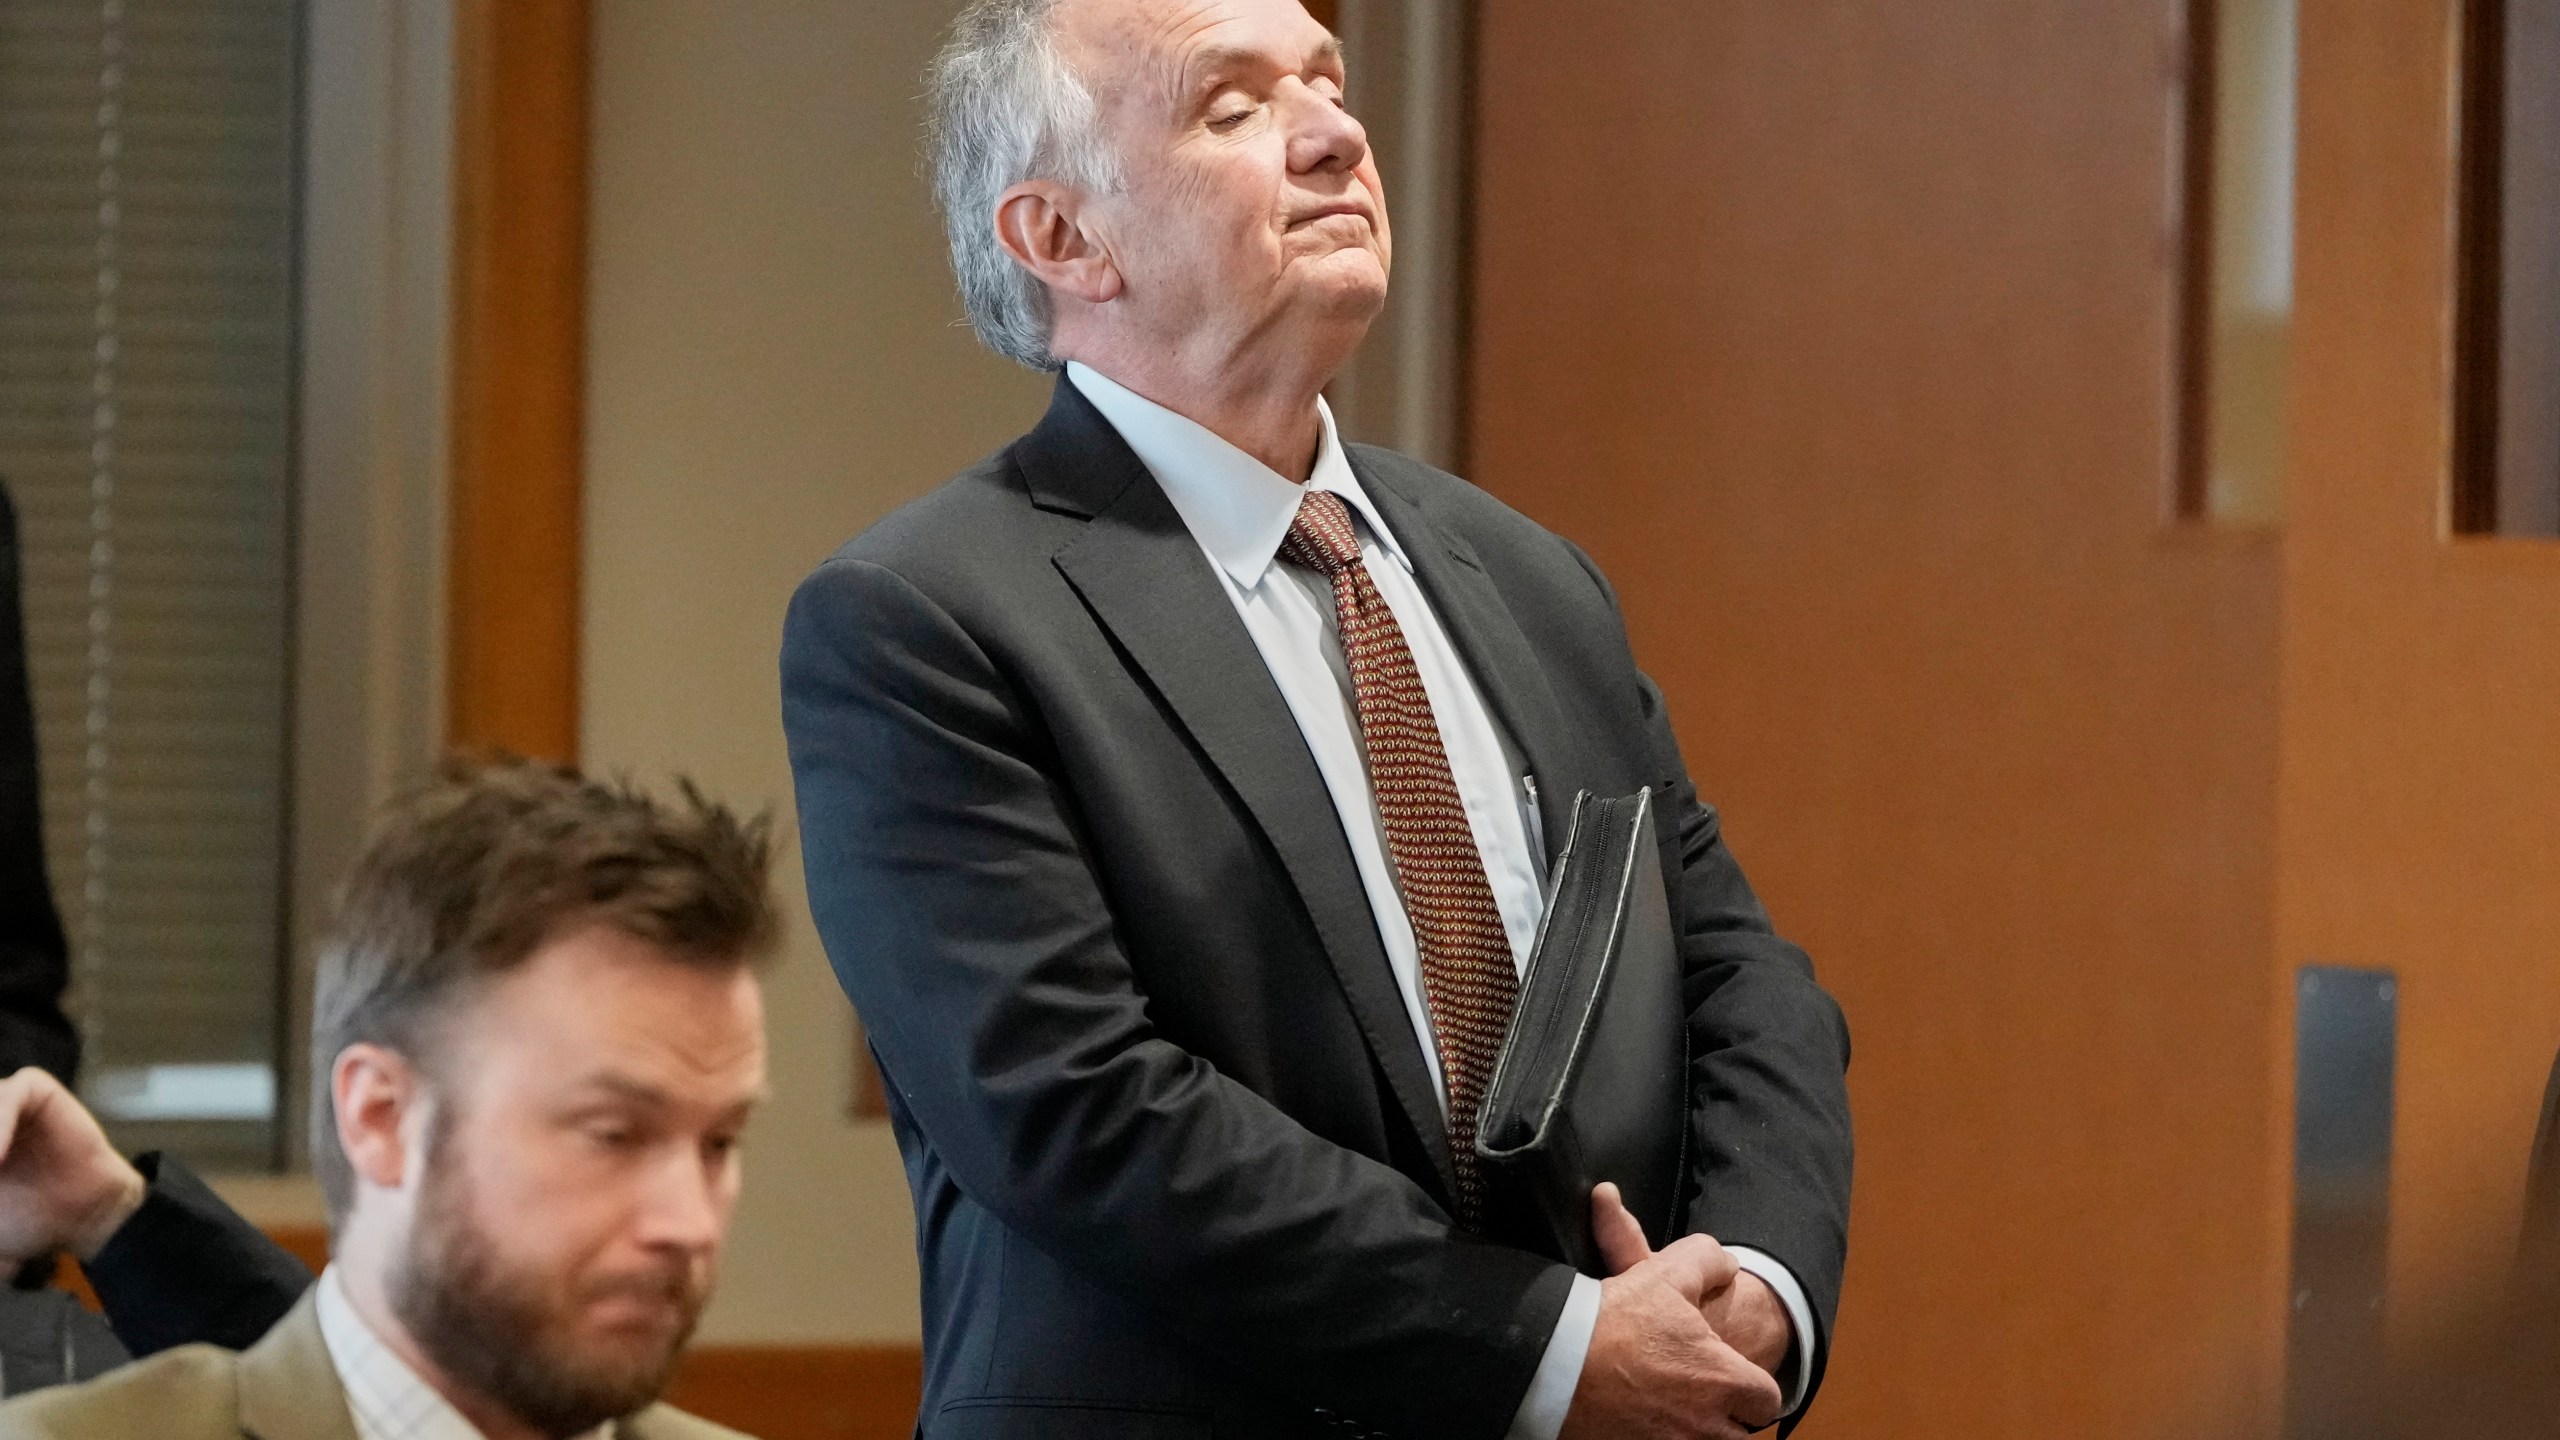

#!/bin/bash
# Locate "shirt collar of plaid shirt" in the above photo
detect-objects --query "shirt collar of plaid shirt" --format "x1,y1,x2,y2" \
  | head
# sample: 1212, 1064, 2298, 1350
315, 1266, 613, 1440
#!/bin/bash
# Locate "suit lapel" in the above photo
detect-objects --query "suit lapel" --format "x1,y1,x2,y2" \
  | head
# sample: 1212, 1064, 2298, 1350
1028, 380, 1461, 1203
232, 1293, 358, 1440
1352, 456, 1584, 867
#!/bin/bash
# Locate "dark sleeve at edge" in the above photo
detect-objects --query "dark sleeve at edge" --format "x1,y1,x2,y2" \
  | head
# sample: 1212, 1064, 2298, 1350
85, 1152, 313, 1356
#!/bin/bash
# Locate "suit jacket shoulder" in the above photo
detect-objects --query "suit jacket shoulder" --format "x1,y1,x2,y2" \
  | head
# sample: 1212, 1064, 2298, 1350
2, 1292, 351, 1440
806, 393, 1618, 660
1344, 442, 1618, 610
0, 1293, 754, 1440
821, 441, 1075, 604
1340, 440, 1535, 537
0, 1343, 244, 1440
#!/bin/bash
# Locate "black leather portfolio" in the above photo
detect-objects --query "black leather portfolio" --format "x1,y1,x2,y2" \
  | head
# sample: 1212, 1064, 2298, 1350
1475, 787, 1687, 1276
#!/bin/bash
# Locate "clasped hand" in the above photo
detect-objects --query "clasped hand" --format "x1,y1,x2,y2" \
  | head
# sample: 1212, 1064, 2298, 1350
1557, 1182, 1787, 1440
0, 1066, 147, 1269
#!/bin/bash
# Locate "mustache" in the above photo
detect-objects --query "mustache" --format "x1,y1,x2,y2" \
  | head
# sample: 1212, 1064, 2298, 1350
577, 1261, 708, 1311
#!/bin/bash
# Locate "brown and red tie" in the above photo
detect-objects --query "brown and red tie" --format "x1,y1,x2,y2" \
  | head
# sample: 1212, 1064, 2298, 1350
1279, 489, 1519, 1229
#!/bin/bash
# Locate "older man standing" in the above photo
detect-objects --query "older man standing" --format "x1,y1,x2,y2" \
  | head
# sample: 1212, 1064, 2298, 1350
781, 2, 1852, 1437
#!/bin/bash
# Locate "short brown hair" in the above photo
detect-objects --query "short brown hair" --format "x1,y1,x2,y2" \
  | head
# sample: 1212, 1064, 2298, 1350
310, 756, 777, 1225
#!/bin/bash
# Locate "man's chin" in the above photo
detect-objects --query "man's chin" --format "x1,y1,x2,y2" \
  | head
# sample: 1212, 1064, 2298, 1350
569, 1336, 685, 1388
583, 1292, 692, 1334
1293, 250, 1390, 318
531, 1330, 692, 1417
571, 1303, 696, 1373
413, 1311, 690, 1435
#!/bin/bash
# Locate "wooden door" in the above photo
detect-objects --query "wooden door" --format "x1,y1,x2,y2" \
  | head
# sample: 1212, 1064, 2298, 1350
1471, 5, 2287, 1435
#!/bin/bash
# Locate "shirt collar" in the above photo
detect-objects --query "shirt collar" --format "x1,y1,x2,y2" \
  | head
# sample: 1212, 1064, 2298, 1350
1064, 361, 1413, 589
316, 1266, 612, 1440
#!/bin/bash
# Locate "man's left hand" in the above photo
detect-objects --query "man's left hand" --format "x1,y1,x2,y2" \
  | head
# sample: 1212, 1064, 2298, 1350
0, 1066, 145, 1267
1702, 1270, 1789, 1379
1593, 1182, 1792, 1381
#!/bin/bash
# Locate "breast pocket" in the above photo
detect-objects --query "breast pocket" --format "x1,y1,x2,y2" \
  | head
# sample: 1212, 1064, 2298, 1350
930, 1399, 1214, 1440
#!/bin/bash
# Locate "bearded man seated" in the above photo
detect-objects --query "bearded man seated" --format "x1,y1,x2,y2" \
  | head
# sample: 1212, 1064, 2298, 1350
0, 759, 778, 1440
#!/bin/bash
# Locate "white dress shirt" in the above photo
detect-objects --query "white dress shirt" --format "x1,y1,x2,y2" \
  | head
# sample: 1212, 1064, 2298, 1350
315, 1266, 612, 1440
1064, 363, 1814, 1433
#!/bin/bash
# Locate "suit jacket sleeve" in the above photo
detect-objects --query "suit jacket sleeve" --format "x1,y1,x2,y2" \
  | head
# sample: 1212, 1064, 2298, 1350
1571, 544, 1854, 1412
782, 556, 1574, 1439
82, 1153, 311, 1356
0, 482, 77, 1084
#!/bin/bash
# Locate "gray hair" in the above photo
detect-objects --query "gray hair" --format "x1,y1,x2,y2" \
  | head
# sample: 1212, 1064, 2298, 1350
927, 0, 1121, 370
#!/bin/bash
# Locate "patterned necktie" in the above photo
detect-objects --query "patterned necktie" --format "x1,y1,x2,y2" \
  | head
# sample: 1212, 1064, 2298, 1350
1279, 489, 1519, 1229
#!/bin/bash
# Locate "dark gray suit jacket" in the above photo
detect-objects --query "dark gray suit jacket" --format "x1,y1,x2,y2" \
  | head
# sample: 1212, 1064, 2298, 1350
0, 483, 76, 1084
781, 378, 1852, 1439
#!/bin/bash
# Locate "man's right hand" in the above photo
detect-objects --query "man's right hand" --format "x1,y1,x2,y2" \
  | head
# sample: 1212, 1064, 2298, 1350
1559, 1183, 1787, 1440
0, 1066, 146, 1268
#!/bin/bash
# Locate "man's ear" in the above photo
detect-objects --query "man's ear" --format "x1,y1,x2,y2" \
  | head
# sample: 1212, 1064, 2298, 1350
992, 180, 1124, 307
332, 1043, 424, 1195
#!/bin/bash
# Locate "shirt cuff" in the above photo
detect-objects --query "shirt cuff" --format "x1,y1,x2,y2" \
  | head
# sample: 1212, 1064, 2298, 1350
1506, 1271, 1602, 1440
1727, 1246, 1815, 1417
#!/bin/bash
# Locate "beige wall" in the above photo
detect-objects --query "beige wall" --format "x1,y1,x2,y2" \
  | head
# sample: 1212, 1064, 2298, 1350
580, 0, 1050, 1343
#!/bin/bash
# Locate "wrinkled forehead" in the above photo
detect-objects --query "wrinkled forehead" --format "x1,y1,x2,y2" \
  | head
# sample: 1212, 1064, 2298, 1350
1055, 0, 1339, 110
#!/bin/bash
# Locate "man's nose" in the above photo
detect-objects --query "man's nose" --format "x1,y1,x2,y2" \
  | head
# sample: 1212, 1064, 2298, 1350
1285, 81, 1368, 175
632, 1149, 729, 1252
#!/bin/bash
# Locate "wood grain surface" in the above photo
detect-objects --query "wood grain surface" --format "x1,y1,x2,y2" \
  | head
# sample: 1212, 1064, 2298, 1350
447, 0, 591, 761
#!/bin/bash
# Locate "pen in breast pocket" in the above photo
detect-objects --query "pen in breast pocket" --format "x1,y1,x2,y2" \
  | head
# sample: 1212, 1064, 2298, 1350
1520, 774, 1547, 870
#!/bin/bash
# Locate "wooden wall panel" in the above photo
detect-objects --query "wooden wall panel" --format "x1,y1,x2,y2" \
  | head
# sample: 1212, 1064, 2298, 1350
1471, 4, 2286, 1436
265, 1223, 330, 1274
663, 1346, 922, 1440
447, 0, 590, 761
2283, 0, 2560, 1350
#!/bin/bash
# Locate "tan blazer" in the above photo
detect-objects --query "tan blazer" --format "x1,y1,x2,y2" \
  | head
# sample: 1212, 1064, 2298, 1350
0, 1292, 751, 1440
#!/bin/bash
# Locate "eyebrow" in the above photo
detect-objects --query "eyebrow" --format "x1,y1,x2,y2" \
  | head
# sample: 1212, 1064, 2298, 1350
565, 1073, 672, 1109
561, 1072, 770, 1119
1184, 35, 1347, 98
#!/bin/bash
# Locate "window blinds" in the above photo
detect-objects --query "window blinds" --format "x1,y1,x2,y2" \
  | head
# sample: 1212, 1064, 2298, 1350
0, 0, 299, 1169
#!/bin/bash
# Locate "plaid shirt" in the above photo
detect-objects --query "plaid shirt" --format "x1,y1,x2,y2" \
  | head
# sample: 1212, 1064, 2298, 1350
314, 1266, 611, 1440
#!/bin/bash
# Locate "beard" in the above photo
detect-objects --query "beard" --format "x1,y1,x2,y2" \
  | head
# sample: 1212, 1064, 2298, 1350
388, 1111, 711, 1439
